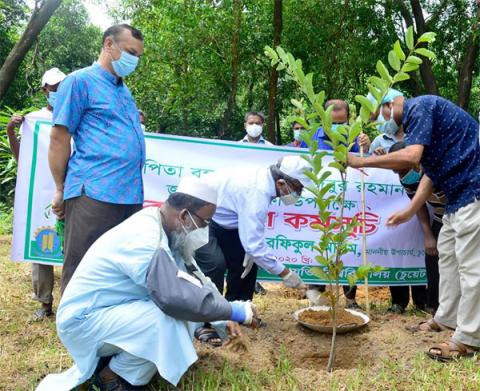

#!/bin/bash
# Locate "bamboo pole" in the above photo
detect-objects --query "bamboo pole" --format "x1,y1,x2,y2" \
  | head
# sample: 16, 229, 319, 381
360, 143, 370, 314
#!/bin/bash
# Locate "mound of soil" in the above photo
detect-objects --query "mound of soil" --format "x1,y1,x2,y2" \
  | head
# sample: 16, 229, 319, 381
299, 308, 364, 327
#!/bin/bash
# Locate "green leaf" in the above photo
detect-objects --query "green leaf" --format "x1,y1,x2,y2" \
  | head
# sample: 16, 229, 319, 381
276, 46, 288, 63
406, 26, 415, 50
367, 84, 382, 105
264, 45, 278, 62
355, 95, 375, 114
415, 48, 436, 60
417, 31, 436, 43
388, 50, 401, 71
406, 55, 423, 65
402, 62, 419, 73
369, 76, 388, 91
311, 267, 329, 280
376, 60, 392, 83
304, 73, 315, 104
393, 40, 406, 61
393, 72, 410, 83
328, 161, 345, 172
291, 99, 303, 110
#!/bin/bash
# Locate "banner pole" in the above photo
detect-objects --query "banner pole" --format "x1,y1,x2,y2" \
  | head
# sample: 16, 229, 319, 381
360, 143, 370, 315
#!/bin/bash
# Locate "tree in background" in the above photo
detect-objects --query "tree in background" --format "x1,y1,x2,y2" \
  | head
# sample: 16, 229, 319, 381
0, 0, 63, 103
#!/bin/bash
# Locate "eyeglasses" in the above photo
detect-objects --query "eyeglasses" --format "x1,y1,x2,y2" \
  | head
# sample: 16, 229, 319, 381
188, 210, 211, 227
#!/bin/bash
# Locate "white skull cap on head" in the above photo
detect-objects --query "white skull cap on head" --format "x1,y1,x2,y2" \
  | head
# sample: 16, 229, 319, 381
41, 68, 66, 87
279, 155, 313, 187
176, 175, 217, 205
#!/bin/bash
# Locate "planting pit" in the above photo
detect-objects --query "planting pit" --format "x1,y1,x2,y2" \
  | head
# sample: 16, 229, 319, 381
194, 283, 446, 382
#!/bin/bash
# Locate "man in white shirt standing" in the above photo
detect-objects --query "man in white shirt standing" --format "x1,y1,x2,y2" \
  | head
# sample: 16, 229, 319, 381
238, 111, 273, 145
193, 156, 308, 344
5, 67, 66, 320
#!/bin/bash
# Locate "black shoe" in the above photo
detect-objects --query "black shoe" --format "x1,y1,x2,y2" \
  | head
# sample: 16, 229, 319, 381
388, 304, 405, 314
345, 301, 361, 310
90, 366, 147, 391
254, 282, 267, 295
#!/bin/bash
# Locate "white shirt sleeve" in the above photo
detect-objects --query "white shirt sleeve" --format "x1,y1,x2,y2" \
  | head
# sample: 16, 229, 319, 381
236, 192, 285, 275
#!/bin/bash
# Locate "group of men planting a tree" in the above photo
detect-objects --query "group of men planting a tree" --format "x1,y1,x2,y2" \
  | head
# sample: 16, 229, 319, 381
4, 22, 480, 391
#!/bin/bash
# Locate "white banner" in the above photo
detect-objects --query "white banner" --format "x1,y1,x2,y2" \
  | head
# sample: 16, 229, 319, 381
12, 115, 428, 285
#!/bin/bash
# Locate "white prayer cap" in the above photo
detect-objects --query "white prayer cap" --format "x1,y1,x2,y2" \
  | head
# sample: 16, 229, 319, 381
176, 176, 217, 205
279, 155, 313, 187
41, 68, 66, 87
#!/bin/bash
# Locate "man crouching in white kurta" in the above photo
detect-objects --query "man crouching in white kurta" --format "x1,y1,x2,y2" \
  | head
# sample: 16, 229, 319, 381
36, 176, 257, 391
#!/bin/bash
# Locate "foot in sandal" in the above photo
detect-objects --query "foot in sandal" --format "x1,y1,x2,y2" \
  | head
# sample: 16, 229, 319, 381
426, 339, 479, 362
194, 325, 223, 347
406, 318, 453, 333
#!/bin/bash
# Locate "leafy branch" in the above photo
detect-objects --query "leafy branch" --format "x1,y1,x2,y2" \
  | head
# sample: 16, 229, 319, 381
265, 26, 436, 372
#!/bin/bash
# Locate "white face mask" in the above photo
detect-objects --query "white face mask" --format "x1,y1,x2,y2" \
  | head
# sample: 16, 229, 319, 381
183, 211, 209, 254
141, 124, 146, 132
280, 182, 300, 206
246, 124, 263, 138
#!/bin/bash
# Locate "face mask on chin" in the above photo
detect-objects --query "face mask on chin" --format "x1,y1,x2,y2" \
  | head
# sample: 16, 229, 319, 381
381, 105, 400, 136
177, 211, 209, 261
280, 182, 301, 206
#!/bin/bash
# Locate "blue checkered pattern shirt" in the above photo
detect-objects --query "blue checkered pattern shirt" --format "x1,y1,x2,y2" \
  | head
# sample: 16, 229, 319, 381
53, 63, 145, 204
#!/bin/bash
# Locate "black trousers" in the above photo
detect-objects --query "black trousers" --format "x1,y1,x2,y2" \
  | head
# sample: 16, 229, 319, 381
195, 221, 257, 301
389, 285, 427, 309
425, 219, 442, 311
62, 194, 142, 294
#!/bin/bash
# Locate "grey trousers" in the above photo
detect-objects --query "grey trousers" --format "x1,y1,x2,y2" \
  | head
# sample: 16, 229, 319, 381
434, 200, 480, 347
32, 263, 54, 304
62, 194, 142, 294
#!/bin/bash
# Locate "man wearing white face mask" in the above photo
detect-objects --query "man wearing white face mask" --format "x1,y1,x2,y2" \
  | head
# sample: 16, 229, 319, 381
368, 88, 404, 155
48, 24, 146, 294
5, 67, 66, 320
195, 156, 309, 295
36, 176, 258, 391
239, 111, 273, 145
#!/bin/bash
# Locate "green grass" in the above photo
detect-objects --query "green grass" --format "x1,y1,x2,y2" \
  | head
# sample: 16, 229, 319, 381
1, 236, 479, 391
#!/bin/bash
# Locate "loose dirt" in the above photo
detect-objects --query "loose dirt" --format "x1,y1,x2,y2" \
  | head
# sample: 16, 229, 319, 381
194, 283, 447, 387
299, 308, 364, 327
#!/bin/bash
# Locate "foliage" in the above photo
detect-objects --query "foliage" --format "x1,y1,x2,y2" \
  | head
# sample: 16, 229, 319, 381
266, 26, 436, 371
0, 105, 38, 207
0, 202, 13, 235
112, 0, 479, 141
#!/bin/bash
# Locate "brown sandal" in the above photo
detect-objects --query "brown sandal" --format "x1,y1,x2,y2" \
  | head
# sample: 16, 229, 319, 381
426, 339, 479, 362
406, 318, 452, 333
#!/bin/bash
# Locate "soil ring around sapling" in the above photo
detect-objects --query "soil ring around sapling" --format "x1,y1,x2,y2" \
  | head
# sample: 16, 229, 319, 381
294, 306, 370, 334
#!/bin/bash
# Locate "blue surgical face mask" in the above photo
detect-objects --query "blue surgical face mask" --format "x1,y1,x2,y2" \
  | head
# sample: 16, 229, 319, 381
47, 91, 57, 108
400, 169, 422, 185
111, 43, 139, 77
382, 106, 399, 136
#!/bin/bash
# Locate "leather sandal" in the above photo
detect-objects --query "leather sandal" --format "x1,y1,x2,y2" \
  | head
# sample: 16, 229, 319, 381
406, 318, 453, 333
426, 339, 479, 362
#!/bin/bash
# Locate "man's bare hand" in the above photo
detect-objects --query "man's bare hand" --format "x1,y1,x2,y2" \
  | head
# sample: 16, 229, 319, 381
374, 147, 386, 156
226, 321, 242, 338
51, 189, 65, 219
358, 132, 371, 150
424, 234, 438, 256
347, 153, 363, 168
386, 208, 414, 227
6, 114, 24, 135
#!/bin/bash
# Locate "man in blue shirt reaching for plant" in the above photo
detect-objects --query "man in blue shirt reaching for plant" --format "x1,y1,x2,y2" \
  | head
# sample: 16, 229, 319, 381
348, 94, 480, 362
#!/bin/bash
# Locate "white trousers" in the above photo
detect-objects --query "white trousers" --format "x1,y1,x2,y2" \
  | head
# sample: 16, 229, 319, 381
434, 200, 480, 347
